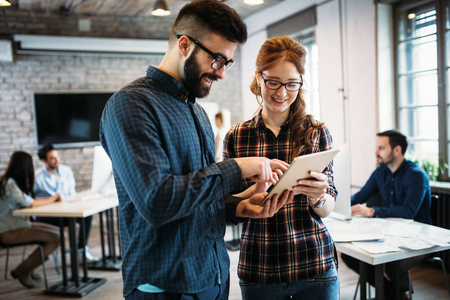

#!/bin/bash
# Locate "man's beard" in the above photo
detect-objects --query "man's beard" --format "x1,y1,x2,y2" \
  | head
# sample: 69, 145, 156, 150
377, 153, 395, 165
47, 164, 58, 171
183, 49, 219, 99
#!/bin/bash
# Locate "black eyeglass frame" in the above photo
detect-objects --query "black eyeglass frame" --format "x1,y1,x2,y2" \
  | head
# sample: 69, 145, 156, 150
259, 72, 303, 92
176, 34, 235, 71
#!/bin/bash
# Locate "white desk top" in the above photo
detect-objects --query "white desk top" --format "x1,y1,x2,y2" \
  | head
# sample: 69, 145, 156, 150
324, 217, 450, 266
13, 196, 118, 218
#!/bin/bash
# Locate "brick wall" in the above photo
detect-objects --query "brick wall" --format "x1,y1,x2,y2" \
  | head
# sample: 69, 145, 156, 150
0, 8, 174, 39
0, 8, 244, 192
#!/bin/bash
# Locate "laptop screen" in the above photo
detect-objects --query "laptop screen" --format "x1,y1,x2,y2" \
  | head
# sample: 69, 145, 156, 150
331, 144, 351, 219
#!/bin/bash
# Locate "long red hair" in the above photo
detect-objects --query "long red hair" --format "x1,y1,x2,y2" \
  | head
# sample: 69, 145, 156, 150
250, 36, 325, 160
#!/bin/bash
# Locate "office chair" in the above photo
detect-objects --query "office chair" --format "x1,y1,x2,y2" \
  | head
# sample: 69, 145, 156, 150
407, 256, 450, 299
352, 273, 413, 300
0, 240, 48, 290
353, 279, 372, 300
353, 256, 450, 299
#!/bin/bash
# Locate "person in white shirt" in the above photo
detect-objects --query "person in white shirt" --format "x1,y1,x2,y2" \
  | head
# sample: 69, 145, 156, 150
214, 112, 227, 162
34, 144, 98, 263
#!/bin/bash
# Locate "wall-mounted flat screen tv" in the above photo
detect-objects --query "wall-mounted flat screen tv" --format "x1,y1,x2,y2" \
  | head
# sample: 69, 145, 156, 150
33, 92, 114, 148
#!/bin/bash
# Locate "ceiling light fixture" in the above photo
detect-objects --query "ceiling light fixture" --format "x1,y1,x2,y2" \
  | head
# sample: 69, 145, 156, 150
151, 0, 171, 17
0, 0, 11, 7
243, 0, 264, 5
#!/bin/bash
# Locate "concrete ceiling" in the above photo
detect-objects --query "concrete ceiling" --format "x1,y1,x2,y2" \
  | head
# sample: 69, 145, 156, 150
6, 0, 283, 18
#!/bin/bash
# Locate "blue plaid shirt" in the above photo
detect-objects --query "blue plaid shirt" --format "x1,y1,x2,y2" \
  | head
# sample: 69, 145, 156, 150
100, 66, 243, 297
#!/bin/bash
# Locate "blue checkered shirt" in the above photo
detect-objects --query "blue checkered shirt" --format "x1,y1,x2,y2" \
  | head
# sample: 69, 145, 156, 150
100, 66, 243, 297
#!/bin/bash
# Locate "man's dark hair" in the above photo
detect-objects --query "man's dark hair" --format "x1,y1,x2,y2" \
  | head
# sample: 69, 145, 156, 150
38, 143, 55, 160
215, 112, 223, 123
377, 130, 408, 155
170, 0, 247, 44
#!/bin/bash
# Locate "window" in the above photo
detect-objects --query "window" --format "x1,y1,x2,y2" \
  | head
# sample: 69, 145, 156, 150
295, 33, 320, 119
395, 0, 449, 180
267, 6, 320, 118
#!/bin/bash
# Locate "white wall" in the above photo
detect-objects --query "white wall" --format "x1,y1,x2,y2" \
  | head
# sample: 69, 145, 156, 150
342, 0, 378, 188
377, 3, 396, 132
316, 0, 346, 145
242, 0, 318, 120
240, 29, 266, 119
242, 0, 381, 189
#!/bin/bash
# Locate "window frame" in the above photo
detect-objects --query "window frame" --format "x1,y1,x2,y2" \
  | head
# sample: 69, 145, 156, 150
394, 0, 449, 181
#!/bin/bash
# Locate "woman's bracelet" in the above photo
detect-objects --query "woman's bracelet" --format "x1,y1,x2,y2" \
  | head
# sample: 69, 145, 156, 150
307, 194, 327, 209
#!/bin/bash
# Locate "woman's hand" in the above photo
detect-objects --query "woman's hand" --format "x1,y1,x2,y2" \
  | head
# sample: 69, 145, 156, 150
292, 171, 329, 201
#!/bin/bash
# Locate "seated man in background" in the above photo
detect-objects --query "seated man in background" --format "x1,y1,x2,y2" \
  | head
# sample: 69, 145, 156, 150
34, 144, 99, 263
342, 130, 432, 300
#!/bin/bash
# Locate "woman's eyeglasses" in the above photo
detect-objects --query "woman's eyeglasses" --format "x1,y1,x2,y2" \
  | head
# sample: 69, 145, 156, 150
259, 73, 303, 92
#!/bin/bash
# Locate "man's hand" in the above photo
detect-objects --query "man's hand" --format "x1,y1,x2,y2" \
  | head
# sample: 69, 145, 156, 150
54, 194, 61, 202
251, 170, 281, 194
236, 190, 294, 219
351, 204, 374, 217
234, 158, 288, 184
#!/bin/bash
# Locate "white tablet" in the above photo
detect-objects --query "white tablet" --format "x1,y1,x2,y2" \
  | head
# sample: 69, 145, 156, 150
264, 149, 340, 201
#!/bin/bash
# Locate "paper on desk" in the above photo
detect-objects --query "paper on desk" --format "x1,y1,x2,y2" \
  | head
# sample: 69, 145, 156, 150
352, 233, 446, 253
349, 217, 389, 230
395, 237, 436, 250
326, 219, 386, 242
63, 189, 102, 202
386, 219, 450, 248
383, 233, 449, 250
420, 235, 450, 246
352, 241, 402, 254
325, 217, 450, 247
385, 221, 423, 237
416, 234, 450, 247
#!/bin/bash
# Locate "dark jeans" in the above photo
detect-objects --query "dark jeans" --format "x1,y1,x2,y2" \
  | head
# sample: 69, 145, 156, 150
35, 216, 93, 248
341, 253, 428, 295
239, 262, 339, 300
126, 276, 230, 300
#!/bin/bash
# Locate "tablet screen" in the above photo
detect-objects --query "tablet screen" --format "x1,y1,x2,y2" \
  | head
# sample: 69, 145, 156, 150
264, 149, 340, 202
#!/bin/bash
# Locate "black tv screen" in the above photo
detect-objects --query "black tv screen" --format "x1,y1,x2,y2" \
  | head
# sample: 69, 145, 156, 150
33, 92, 113, 148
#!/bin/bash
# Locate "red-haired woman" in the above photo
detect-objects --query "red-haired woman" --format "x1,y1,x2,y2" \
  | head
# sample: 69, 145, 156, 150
224, 36, 339, 299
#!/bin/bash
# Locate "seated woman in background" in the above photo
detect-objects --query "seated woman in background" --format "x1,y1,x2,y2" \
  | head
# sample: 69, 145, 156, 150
0, 151, 60, 289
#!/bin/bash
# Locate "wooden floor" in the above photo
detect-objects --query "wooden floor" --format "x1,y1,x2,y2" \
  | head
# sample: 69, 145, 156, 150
1, 221, 449, 299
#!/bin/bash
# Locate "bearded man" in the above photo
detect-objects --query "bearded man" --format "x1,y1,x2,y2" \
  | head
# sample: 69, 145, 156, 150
99, 1, 294, 299
342, 129, 431, 300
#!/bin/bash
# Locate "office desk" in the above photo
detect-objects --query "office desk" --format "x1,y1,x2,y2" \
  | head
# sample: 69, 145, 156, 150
325, 218, 450, 300
13, 196, 119, 297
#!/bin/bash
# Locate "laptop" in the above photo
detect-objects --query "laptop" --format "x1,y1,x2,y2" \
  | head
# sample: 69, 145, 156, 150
329, 144, 352, 220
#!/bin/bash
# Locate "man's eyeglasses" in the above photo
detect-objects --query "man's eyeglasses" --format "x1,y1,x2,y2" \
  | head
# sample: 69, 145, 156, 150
176, 34, 235, 72
259, 73, 303, 92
